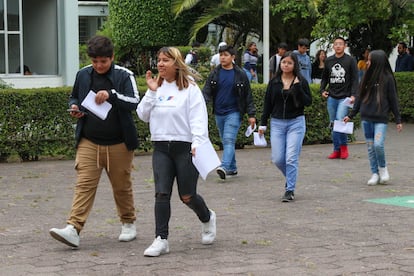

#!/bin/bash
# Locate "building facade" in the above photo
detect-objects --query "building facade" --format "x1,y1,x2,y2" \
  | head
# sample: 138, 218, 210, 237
0, 0, 108, 89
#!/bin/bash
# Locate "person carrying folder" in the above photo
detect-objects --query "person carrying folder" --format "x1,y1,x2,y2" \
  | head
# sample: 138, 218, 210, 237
49, 35, 140, 248
344, 50, 402, 185
202, 45, 256, 180
137, 47, 216, 257
320, 37, 358, 159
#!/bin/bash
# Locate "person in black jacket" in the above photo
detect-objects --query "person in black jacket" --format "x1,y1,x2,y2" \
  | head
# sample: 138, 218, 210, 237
259, 52, 312, 202
344, 50, 402, 185
311, 49, 326, 84
203, 45, 256, 180
49, 35, 140, 248
395, 42, 414, 72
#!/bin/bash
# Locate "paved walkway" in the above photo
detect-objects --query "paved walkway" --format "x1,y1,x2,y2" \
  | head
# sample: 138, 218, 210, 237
1, 124, 414, 276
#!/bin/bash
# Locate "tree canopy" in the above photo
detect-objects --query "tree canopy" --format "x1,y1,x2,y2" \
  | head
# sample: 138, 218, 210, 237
106, 0, 414, 73
308, 0, 414, 55
172, 0, 414, 55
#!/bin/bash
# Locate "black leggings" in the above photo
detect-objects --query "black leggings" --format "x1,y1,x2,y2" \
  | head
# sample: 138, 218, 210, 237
152, 141, 210, 239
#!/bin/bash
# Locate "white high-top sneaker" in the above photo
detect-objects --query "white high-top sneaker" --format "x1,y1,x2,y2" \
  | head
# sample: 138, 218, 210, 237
379, 167, 390, 184
119, 223, 137, 242
367, 173, 379, 185
201, 210, 216, 245
49, 224, 80, 247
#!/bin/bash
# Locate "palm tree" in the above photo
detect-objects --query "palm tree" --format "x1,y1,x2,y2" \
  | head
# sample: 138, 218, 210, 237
172, 0, 320, 55
172, 0, 263, 49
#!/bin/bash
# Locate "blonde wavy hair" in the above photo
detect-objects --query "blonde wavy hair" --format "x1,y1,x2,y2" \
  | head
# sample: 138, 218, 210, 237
156, 47, 201, 90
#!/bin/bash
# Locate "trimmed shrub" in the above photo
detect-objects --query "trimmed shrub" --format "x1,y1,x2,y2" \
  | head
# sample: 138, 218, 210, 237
1, 72, 413, 162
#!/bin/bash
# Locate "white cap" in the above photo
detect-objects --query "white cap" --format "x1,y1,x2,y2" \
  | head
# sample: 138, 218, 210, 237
218, 42, 227, 48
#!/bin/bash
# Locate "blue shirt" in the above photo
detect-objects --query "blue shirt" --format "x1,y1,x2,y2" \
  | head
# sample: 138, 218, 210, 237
214, 68, 239, 115
293, 50, 312, 84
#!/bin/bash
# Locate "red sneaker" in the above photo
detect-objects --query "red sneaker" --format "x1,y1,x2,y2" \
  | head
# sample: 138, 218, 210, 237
340, 145, 349, 159
328, 151, 340, 159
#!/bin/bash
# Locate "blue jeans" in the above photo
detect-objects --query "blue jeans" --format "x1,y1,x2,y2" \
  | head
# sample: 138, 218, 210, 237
362, 121, 388, 174
243, 68, 258, 83
327, 97, 349, 151
215, 112, 241, 173
270, 116, 306, 192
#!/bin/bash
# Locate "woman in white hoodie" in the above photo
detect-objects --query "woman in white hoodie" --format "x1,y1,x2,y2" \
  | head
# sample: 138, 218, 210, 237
137, 47, 216, 257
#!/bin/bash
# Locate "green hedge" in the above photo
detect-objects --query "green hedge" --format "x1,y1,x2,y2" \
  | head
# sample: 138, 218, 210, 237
1, 73, 413, 162
0, 88, 75, 161
394, 72, 414, 122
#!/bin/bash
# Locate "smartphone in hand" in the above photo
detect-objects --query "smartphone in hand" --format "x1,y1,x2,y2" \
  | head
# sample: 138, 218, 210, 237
67, 109, 88, 115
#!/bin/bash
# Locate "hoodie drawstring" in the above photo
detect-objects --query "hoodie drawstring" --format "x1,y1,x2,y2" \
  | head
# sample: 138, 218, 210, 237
96, 145, 110, 172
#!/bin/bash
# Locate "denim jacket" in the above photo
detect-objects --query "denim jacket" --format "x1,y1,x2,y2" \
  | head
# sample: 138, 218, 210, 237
202, 65, 256, 118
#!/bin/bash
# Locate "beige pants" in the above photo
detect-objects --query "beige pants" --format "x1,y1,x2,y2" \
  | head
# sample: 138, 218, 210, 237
67, 138, 136, 232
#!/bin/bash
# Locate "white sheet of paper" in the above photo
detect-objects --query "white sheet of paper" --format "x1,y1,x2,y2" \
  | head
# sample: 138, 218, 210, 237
192, 140, 221, 180
81, 90, 112, 120
333, 120, 354, 134
253, 132, 267, 147
343, 97, 354, 108
245, 124, 257, 137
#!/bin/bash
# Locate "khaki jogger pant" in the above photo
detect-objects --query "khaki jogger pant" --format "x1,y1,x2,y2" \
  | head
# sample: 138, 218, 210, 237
67, 138, 136, 232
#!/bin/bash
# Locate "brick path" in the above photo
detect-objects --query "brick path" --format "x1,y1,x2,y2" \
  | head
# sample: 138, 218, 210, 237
1, 124, 414, 275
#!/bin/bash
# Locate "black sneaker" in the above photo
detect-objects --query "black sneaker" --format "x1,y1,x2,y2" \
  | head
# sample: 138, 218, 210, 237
216, 167, 226, 180
226, 170, 238, 178
281, 190, 294, 202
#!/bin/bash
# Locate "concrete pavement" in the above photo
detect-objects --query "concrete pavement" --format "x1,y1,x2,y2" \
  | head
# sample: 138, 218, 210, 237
1, 124, 414, 275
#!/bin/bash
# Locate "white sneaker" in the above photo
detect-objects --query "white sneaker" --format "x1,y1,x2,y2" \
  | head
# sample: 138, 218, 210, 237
379, 167, 390, 184
49, 224, 80, 247
144, 236, 169, 257
367, 173, 379, 186
201, 210, 216, 245
119, 223, 137, 242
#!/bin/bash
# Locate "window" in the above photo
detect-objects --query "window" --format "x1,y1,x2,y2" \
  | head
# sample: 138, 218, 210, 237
79, 16, 106, 45
0, 0, 22, 74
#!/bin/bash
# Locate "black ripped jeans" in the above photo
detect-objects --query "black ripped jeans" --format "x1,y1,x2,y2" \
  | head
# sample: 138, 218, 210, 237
152, 141, 210, 239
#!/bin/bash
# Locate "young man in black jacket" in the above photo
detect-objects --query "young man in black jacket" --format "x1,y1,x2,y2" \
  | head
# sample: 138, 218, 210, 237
49, 35, 140, 248
203, 45, 256, 180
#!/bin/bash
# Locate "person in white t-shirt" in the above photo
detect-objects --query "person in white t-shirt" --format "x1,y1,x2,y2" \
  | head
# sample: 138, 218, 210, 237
210, 41, 227, 70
